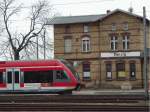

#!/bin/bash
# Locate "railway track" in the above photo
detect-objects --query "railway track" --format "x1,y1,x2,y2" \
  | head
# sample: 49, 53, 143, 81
0, 94, 147, 103
0, 95, 148, 111
0, 103, 148, 111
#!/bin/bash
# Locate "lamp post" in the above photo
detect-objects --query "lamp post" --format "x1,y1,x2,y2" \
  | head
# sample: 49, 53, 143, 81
143, 6, 149, 99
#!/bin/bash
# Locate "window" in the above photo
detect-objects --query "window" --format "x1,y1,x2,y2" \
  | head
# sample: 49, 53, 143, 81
111, 36, 118, 51
0, 72, 3, 83
15, 71, 19, 83
56, 71, 68, 80
116, 63, 126, 80
83, 62, 91, 80
7, 72, 12, 83
123, 36, 129, 50
130, 63, 136, 80
65, 25, 70, 33
83, 24, 89, 33
64, 38, 72, 53
24, 71, 53, 83
123, 22, 128, 31
112, 23, 116, 31
106, 63, 112, 80
82, 37, 90, 52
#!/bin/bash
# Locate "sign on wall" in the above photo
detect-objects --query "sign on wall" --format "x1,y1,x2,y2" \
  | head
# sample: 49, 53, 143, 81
101, 51, 141, 58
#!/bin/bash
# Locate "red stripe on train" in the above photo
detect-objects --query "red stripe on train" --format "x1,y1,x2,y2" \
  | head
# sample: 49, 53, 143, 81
0, 83, 6, 88
20, 83, 24, 87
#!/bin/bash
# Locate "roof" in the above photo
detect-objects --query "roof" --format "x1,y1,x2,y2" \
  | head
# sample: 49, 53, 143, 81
47, 14, 105, 25
0, 60, 60, 67
47, 9, 149, 25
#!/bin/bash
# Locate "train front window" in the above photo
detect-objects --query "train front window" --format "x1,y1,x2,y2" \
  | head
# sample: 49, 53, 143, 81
56, 71, 68, 80
61, 60, 80, 81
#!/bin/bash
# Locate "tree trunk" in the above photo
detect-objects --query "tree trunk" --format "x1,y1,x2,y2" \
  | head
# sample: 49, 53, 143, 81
14, 51, 20, 60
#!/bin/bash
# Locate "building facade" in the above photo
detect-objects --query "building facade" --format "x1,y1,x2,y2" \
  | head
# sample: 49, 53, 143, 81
49, 9, 150, 89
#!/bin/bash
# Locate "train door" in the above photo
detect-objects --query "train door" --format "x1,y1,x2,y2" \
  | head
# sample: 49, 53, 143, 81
6, 69, 20, 91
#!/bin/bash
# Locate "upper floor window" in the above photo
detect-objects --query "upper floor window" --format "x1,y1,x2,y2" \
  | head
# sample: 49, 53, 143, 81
64, 38, 72, 53
65, 25, 70, 33
123, 22, 128, 31
82, 37, 90, 52
122, 35, 129, 50
112, 23, 116, 31
111, 36, 118, 51
83, 24, 89, 33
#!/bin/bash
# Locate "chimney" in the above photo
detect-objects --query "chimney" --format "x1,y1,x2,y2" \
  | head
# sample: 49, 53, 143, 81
128, 7, 133, 13
106, 10, 111, 14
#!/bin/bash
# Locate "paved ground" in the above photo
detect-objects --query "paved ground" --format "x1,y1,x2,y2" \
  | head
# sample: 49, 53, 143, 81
73, 89, 149, 95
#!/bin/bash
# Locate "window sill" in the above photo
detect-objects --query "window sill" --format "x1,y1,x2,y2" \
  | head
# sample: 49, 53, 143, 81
106, 78, 113, 81
82, 78, 91, 81
64, 52, 72, 54
81, 51, 91, 54
117, 78, 126, 81
129, 78, 136, 81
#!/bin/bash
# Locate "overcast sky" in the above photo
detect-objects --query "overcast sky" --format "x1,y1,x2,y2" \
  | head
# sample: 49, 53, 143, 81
18, 0, 150, 18
49, 0, 150, 18
2, 0, 150, 41
13, 0, 150, 32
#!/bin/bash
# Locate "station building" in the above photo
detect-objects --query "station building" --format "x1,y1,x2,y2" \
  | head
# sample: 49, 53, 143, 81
48, 9, 150, 89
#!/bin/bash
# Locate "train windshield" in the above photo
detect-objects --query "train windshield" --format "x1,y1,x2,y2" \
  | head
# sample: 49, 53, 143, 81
60, 60, 80, 81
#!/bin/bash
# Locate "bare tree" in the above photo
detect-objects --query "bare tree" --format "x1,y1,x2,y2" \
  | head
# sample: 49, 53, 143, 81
0, 0, 52, 60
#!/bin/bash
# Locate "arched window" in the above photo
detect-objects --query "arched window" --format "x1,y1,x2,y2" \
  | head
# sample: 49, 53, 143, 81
82, 37, 90, 52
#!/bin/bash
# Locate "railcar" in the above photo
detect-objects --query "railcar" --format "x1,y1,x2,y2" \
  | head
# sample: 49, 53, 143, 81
0, 59, 80, 94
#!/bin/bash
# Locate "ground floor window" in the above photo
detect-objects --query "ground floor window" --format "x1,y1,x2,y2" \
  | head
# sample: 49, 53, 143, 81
116, 62, 126, 80
130, 63, 136, 80
82, 62, 91, 80
106, 63, 112, 80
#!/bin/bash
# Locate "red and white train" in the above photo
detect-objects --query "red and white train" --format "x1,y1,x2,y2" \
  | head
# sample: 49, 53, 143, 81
0, 59, 80, 94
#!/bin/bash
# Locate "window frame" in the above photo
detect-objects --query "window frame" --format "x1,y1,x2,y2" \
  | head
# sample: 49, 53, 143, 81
112, 23, 116, 31
129, 62, 136, 80
82, 62, 91, 81
110, 36, 118, 51
106, 63, 112, 80
65, 25, 71, 33
83, 24, 89, 33
82, 37, 91, 52
122, 35, 129, 50
123, 22, 128, 31
116, 62, 126, 80
64, 38, 72, 53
